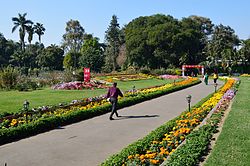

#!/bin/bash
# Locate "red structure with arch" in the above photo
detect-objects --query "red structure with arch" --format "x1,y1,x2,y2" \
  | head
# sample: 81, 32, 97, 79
182, 65, 204, 77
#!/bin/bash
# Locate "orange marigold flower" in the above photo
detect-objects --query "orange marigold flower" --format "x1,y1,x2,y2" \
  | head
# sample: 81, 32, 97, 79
128, 155, 133, 159
150, 159, 160, 164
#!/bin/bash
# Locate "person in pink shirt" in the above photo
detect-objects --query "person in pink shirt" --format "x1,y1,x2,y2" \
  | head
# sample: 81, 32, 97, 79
106, 82, 123, 120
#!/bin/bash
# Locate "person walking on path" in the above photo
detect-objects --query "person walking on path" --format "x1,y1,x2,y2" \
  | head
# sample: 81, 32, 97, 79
213, 70, 218, 84
204, 73, 209, 85
106, 82, 123, 120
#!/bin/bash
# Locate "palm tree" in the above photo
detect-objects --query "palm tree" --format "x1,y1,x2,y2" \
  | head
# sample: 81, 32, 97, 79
34, 23, 45, 44
11, 13, 33, 51
27, 25, 34, 44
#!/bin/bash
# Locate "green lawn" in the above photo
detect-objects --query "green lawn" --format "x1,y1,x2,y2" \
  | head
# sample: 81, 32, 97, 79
0, 78, 177, 114
205, 77, 250, 166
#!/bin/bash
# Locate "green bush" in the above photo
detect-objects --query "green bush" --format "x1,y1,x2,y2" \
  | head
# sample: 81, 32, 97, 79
0, 66, 20, 90
139, 67, 151, 74
150, 68, 182, 76
124, 66, 138, 74
40, 71, 62, 85
165, 68, 182, 75
61, 69, 74, 82
151, 68, 166, 75
15, 76, 38, 91
16, 82, 29, 91
76, 69, 84, 81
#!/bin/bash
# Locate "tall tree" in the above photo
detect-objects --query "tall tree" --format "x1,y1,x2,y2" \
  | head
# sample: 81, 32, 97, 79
11, 13, 33, 51
188, 15, 213, 37
27, 25, 34, 44
0, 33, 8, 66
239, 39, 250, 73
37, 44, 64, 70
206, 24, 240, 67
0, 33, 21, 67
175, 16, 212, 65
125, 14, 180, 69
62, 19, 85, 69
34, 23, 46, 44
0, 33, 14, 66
104, 15, 122, 71
62, 19, 85, 53
63, 52, 74, 70
240, 39, 250, 62
79, 35, 104, 72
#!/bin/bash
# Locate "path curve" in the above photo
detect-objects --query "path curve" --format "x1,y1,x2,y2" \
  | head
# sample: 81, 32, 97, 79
0, 81, 222, 166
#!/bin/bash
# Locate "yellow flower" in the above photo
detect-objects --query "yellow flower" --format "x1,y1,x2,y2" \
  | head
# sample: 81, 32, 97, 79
139, 154, 145, 160
150, 159, 160, 164
10, 119, 18, 126
127, 155, 133, 159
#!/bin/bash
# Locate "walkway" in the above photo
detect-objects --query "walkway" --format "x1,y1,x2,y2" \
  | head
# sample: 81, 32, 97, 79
0, 81, 222, 166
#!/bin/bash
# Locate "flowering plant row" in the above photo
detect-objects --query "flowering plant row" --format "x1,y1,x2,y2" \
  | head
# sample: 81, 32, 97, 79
240, 74, 250, 77
165, 87, 237, 165
95, 73, 155, 82
0, 78, 200, 145
101, 78, 235, 166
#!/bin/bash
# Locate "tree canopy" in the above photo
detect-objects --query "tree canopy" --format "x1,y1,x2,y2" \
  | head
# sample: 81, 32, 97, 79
79, 35, 104, 72
11, 13, 33, 51
62, 19, 85, 54
125, 14, 212, 69
104, 15, 123, 72
0, 13, 249, 74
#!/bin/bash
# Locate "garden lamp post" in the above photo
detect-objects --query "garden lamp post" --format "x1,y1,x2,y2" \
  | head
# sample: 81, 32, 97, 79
186, 95, 192, 112
214, 83, 218, 92
132, 85, 136, 93
23, 100, 30, 122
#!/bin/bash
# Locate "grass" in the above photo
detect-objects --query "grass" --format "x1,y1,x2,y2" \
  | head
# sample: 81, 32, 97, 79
0, 78, 178, 114
204, 77, 250, 166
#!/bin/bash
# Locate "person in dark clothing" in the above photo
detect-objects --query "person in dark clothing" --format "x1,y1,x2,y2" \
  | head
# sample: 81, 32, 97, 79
106, 82, 123, 120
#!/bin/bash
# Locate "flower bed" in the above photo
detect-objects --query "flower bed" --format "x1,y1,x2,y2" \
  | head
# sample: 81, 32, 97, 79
51, 80, 109, 90
101, 78, 235, 166
240, 73, 250, 77
0, 77, 200, 145
159, 75, 182, 80
95, 73, 155, 82
164, 88, 237, 165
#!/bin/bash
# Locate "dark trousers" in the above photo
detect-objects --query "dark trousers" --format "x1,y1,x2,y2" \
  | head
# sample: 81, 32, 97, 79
214, 78, 217, 84
110, 97, 118, 118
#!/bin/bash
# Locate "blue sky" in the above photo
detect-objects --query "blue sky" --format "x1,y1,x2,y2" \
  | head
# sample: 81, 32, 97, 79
1, 0, 249, 46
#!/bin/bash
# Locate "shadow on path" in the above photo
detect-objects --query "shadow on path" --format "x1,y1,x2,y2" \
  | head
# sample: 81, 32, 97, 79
113, 114, 159, 120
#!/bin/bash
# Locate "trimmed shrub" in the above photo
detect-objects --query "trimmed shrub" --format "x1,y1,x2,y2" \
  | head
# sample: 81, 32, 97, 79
0, 66, 20, 90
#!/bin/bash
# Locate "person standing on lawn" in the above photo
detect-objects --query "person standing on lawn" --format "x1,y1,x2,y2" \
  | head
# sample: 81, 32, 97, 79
106, 82, 123, 120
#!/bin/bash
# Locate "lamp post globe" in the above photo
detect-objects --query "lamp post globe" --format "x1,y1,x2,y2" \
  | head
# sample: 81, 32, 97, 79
186, 95, 192, 103
23, 100, 29, 111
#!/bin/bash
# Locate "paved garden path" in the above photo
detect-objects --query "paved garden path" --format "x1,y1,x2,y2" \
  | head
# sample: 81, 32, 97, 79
0, 81, 222, 166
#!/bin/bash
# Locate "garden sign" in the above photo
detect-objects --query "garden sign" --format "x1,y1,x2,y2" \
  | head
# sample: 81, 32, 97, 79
84, 68, 90, 82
